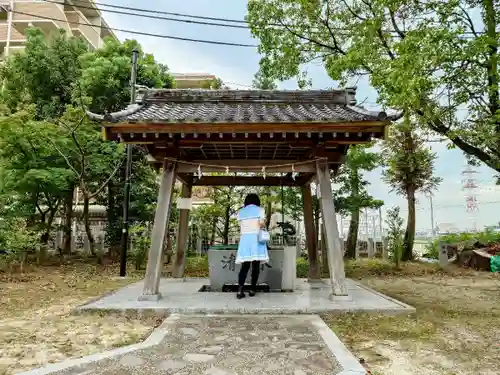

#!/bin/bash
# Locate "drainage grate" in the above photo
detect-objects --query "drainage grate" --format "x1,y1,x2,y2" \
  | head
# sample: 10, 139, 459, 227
199, 284, 271, 293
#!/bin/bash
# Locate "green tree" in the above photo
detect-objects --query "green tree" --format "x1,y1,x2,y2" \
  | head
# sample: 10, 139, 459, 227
200, 77, 224, 89
0, 107, 73, 244
78, 38, 175, 253
383, 115, 441, 261
247, 0, 500, 172
252, 70, 277, 90
0, 28, 89, 253
78, 38, 174, 113
334, 145, 383, 259
50, 106, 124, 260
0, 28, 87, 119
385, 206, 404, 268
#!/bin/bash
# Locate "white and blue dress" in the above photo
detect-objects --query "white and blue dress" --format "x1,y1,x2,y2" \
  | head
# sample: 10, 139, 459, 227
235, 204, 269, 264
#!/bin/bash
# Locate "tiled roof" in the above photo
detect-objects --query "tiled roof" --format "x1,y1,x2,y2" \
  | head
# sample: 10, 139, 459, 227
87, 89, 401, 124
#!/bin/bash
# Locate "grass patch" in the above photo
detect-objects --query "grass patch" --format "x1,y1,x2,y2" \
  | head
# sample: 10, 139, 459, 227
0, 262, 164, 375
322, 260, 500, 375
184, 256, 209, 277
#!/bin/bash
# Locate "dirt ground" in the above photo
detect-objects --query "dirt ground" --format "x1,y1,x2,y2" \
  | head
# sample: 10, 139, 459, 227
0, 262, 162, 375
325, 261, 500, 375
2, 258, 500, 375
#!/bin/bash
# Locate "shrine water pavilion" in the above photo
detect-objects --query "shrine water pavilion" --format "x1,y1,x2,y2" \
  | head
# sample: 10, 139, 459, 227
87, 88, 399, 301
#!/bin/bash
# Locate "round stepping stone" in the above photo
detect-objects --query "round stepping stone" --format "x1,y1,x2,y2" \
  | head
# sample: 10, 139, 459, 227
200, 345, 224, 354
159, 359, 187, 371
183, 353, 215, 362
203, 367, 234, 375
180, 327, 199, 336
119, 355, 144, 367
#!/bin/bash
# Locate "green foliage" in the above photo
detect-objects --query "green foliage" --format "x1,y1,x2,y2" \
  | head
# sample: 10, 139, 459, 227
247, 0, 500, 172
425, 229, 500, 259
0, 28, 87, 119
383, 119, 441, 197
0, 217, 38, 270
200, 77, 224, 89
78, 38, 174, 113
385, 206, 405, 268
190, 186, 249, 244
383, 116, 441, 261
252, 70, 277, 90
130, 223, 151, 270
333, 144, 383, 259
296, 257, 309, 278
334, 145, 383, 215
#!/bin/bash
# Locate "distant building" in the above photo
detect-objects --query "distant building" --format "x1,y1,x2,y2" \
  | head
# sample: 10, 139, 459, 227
0, 0, 117, 58
171, 73, 218, 89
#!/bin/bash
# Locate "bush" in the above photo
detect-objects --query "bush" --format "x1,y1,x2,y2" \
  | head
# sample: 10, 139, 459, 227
0, 217, 38, 272
129, 223, 151, 270
296, 257, 309, 278
424, 229, 500, 259
385, 206, 405, 267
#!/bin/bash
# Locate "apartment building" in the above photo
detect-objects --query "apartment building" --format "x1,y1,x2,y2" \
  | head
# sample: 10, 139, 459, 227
0, 0, 116, 58
171, 73, 218, 89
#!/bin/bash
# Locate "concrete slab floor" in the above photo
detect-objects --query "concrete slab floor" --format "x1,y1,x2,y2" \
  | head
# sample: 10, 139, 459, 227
17, 314, 367, 375
75, 278, 415, 315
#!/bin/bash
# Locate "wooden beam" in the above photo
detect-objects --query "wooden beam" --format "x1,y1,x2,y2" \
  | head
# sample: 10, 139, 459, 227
172, 183, 192, 278
176, 173, 193, 186
296, 173, 317, 186
104, 121, 390, 135
316, 160, 348, 297
176, 160, 316, 173
140, 161, 177, 300
301, 184, 320, 280
189, 175, 298, 186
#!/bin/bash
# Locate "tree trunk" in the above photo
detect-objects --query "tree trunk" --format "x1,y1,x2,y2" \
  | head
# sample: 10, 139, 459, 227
62, 188, 74, 254
222, 204, 231, 245
313, 205, 320, 250
320, 224, 329, 276
264, 187, 272, 229
403, 186, 416, 261
106, 182, 120, 258
345, 209, 359, 259
83, 195, 98, 262
210, 218, 216, 245
484, 0, 500, 146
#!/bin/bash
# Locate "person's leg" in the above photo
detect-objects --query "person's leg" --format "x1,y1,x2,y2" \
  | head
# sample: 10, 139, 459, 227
249, 260, 260, 296
237, 261, 251, 299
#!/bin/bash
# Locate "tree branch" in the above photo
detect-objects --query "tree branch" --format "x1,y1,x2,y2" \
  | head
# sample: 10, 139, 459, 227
388, 9, 406, 39
88, 156, 126, 199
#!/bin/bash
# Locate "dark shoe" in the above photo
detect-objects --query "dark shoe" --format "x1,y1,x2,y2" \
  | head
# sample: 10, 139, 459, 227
236, 287, 245, 299
248, 290, 256, 297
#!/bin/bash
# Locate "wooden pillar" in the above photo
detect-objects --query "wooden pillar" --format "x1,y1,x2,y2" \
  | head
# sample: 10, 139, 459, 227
172, 183, 193, 278
140, 161, 177, 300
316, 161, 348, 297
301, 184, 320, 280
321, 223, 329, 276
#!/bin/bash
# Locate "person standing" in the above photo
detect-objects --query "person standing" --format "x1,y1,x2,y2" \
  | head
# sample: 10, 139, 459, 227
235, 193, 269, 299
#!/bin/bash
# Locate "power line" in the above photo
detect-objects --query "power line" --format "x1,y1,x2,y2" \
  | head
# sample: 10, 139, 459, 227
70, 0, 248, 25
7, 9, 258, 48
43, 0, 248, 29
46, 0, 481, 37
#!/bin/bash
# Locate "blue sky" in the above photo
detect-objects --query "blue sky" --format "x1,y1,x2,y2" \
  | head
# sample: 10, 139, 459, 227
103, 0, 500, 231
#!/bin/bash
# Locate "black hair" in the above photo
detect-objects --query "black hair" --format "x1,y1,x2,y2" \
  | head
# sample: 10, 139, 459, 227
244, 193, 260, 207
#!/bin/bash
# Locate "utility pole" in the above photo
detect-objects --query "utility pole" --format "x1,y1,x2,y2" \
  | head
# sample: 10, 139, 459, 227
429, 195, 435, 238
119, 48, 139, 277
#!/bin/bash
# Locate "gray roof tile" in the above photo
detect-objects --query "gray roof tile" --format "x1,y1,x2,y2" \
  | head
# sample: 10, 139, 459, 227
87, 89, 401, 124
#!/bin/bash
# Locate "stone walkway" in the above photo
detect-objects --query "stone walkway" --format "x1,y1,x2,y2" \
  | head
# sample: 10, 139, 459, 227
18, 315, 367, 375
